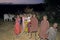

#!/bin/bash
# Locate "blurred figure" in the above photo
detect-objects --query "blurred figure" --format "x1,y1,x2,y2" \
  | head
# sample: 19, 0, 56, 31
27, 14, 32, 33
4, 14, 9, 21
22, 14, 25, 32
14, 15, 21, 38
47, 23, 58, 40
24, 14, 28, 33
39, 15, 49, 40
30, 14, 38, 40
27, 14, 32, 37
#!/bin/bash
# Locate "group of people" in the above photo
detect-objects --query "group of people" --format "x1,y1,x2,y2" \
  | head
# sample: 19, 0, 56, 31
14, 13, 58, 40
39, 16, 58, 40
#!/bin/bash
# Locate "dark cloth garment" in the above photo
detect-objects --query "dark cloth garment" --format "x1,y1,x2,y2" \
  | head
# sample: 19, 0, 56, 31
28, 22, 31, 33
20, 17, 22, 25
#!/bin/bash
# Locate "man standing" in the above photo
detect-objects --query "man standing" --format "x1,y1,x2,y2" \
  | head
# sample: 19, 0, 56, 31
30, 14, 38, 40
39, 15, 49, 40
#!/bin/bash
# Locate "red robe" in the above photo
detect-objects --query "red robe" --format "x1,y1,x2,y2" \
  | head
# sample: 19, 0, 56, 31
28, 22, 31, 33
30, 17, 38, 32
39, 20, 49, 39
14, 18, 21, 35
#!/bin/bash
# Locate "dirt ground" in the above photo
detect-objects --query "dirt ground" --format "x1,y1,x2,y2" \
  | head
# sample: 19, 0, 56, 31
0, 21, 60, 40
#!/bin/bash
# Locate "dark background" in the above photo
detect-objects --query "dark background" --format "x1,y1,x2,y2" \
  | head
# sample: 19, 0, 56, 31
0, 0, 60, 23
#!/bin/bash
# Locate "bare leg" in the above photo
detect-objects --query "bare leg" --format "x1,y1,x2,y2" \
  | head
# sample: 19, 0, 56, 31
40, 38, 45, 40
16, 35, 19, 39
29, 32, 32, 39
40, 38, 47, 40
35, 32, 37, 40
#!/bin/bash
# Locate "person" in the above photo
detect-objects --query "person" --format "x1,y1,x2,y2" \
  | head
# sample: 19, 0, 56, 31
14, 15, 21, 38
27, 14, 32, 37
22, 14, 25, 32
30, 14, 38, 40
27, 14, 32, 33
47, 23, 58, 40
24, 14, 28, 33
39, 15, 49, 40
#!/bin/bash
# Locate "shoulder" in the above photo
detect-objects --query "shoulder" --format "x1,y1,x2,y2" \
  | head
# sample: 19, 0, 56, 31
47, 21, 49, 23
49, 27, 53, 30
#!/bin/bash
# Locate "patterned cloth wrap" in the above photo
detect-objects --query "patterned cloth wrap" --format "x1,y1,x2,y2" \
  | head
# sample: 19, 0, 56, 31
24, 20, 28, 32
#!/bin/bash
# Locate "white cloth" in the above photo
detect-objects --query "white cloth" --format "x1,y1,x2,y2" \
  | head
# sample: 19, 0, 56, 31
27, 17, 31, 22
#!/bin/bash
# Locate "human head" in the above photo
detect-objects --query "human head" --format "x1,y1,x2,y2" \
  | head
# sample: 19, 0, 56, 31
17, 15, 20, 18
53, 23, 58, 28
32, 14, 36, 17
43, 15, 47, 21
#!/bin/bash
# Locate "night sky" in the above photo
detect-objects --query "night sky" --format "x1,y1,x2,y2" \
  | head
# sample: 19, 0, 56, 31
45, 0, 60, 6
0, 4, 46, 19
0, 0, 60, 19
0, 0, 45, 18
